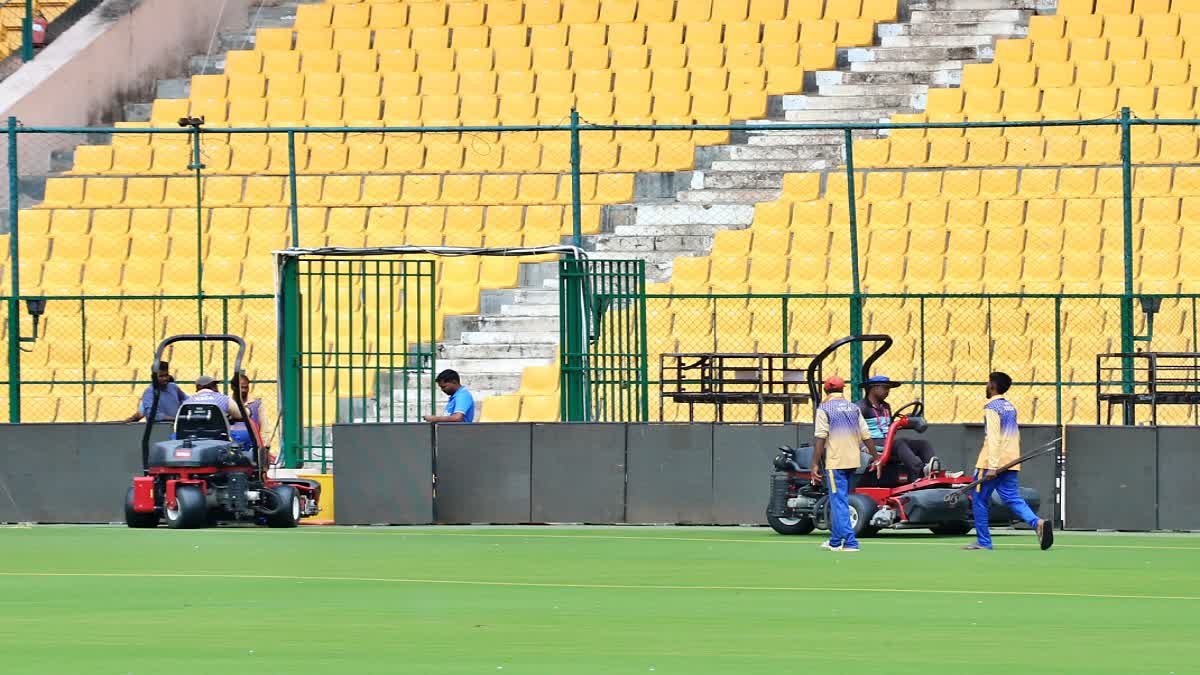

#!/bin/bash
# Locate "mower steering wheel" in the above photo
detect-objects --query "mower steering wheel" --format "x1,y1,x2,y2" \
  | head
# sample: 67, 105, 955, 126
893, 400, 923, 419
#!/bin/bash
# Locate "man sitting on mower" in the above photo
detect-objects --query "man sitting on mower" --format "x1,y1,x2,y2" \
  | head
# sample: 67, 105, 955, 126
187, 375, 243, 422
857, 375, 939, 484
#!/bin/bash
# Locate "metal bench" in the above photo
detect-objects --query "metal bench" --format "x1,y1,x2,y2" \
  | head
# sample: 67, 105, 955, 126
660, 352, 816, 423
1096, 351, 1200, 424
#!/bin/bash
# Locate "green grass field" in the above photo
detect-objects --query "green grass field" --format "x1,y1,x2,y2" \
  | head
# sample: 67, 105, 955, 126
1, 526, 1197, 674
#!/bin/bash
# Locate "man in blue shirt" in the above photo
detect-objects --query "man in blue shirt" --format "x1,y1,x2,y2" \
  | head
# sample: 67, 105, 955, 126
124, 362, 187, 422
423, 369, 475, 423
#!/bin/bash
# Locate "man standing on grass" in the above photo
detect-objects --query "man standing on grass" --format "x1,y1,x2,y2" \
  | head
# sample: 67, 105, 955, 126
809, 375, 879, 552
423, 369, 475, 423
964, 371, 1053, 551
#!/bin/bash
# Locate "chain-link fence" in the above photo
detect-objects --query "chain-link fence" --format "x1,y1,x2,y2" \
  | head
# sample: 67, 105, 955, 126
4, 114, 1200, 459
0, 294, 276, 424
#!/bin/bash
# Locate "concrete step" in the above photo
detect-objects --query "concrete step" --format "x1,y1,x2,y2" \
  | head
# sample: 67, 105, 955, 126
722, 144, 843, 161
474, 316, 560, 333
480, 288, 558, 314
849, 59, 972, 73
909, 8, 1031, 22
460, 331, 560, 345
881, 21, 1027, 37
498, 303, 559, 317
814, 69, 956, 87
782, 108, 903, 123
846, 45, 985, 62
609, 222, 744, 237
706, 159, 837, 174
188, 55, 225, 76
705, 157, 832, 173
744, 130, 874, 146
691, 170, 802, 190
219, 30, 257, 52
593, 233, 715, 253
908, 0, 1044, 10
675, 188, 780, 203
440, 342, 558, 360
815, 84, 928, 98
155, 78, 190, 100
783, 93, 914, 110
878, 34, 998, 48
630, 203, 755, 227
435, 358, 553, 372
123, 102, 152, 123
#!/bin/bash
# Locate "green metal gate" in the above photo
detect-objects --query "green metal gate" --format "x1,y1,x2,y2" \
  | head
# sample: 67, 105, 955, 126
559, 258, 648, 422
278, 253, 437, 469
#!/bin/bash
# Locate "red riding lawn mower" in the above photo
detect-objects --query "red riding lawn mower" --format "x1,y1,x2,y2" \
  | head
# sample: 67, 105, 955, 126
766, 335, 1039, 537
124, 334, 322, 529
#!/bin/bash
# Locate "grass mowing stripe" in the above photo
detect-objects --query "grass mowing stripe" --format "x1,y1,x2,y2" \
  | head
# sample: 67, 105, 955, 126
191, 527, 1200, 551
1, 571, 1196, 602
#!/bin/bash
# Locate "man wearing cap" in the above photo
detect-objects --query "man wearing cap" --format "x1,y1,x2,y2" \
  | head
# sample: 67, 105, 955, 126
809, 375, 879, 552
124, 361, 188, 423
857, 375, 939, 484
187, 375, 243, 422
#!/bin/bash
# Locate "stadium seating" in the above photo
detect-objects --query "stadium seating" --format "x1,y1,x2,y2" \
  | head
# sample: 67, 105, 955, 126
11, 0, 902, 423
634, 0, 1200, 424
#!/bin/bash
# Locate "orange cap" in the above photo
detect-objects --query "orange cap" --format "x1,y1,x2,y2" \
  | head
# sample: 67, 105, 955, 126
823, 375, 845, 392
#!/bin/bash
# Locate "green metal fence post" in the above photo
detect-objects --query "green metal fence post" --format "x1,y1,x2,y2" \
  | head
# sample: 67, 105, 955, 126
1054, 296, 1063, 428
1119, 107, 1136, 424
569, 110, 583, 248
636, 259, 649, 422
559, 255, 588, 421
189, 124, 205, 350
7, 116, 20, 422
21, 0, 33, 61
279, 255, 302, 468
844, 128, 864, 399
287, 130, 300, 247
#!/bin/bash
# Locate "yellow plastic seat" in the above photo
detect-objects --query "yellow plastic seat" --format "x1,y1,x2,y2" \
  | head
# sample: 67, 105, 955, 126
480, 394, 520, 422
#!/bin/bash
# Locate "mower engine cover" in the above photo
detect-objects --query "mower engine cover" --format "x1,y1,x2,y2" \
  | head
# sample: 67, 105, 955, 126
148, 438, 239, 468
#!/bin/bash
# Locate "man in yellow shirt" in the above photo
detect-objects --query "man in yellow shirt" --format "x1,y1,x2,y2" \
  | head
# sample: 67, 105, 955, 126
809, 375, 879, 552
964, 372, 1053, 551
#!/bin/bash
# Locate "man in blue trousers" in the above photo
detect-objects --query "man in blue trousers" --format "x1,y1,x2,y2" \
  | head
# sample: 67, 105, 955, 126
809, 375, 879, 552
964, 371, 1054, 551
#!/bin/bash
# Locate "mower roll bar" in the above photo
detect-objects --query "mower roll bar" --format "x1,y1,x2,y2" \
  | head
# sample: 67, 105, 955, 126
804, 334, 894, 417
140, 334, 257, 471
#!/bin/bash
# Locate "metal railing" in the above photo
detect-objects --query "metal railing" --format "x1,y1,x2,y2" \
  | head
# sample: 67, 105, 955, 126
4, 109, 1199, 463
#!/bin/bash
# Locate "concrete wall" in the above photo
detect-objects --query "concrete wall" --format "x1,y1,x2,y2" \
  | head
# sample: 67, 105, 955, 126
330, 422, 1070, 527
1066, 426, 1200, 531
0, 0, 249, 186
0, 422, 168, 522
3, 422, 1190, 529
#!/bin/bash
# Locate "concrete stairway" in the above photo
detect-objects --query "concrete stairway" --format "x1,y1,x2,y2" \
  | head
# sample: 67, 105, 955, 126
353, 262, 561, 424
589, 0, 1041, 282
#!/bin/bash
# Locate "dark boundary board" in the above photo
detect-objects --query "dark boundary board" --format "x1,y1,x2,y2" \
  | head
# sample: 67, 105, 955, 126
1065, 426, 1157, 530
332, 424, 433, 525
0, 423, 167, 523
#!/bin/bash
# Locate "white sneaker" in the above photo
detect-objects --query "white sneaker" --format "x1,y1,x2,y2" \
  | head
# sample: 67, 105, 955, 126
820, 542, 838, 551
836, 546, 860, 553
924, 456, 942, 476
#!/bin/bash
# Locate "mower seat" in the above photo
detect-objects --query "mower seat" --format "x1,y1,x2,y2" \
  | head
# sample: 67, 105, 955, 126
174, 402, 232, 442
788, 444, 874, 475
